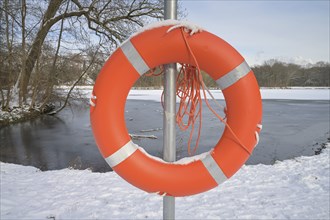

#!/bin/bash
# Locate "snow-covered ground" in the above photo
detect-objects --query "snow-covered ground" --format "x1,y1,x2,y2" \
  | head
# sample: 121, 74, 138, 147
1, 145, 329, 219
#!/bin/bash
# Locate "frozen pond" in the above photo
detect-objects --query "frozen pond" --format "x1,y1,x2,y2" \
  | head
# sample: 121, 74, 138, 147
0, 98, 329, 172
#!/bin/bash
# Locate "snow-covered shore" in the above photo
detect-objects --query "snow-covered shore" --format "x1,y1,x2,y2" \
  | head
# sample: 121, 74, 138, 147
1, 144, 329, 219
127, 87, 329, 101
55, 86, 330, 101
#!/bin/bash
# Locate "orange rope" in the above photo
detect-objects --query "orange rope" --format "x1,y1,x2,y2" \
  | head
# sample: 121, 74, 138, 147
145, 66, 164, 77
147, 28, 251, 155
176, 63, 203, 155
179, 28, 251, 155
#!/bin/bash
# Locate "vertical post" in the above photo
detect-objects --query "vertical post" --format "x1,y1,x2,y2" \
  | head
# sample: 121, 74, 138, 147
163, 1, 177, 220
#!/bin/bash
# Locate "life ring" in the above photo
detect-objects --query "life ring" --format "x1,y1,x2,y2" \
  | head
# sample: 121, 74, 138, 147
90, 21, 262, 197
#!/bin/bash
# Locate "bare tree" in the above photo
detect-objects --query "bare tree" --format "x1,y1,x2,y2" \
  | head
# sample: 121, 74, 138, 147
49, 45, 100, 115
0, 0, 20, 110
0, 0, 164, 118
16, 0, 163, 103
41, 0, 69, 109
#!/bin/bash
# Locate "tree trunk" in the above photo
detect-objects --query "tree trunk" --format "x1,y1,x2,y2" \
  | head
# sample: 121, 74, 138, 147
40, 0, 68, 109
19, 0, 26, 106
4, 0, 13, 110
19, 0, 63, 102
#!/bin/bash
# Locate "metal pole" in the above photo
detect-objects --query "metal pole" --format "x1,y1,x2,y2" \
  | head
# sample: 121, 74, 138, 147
163, 1, 177, 220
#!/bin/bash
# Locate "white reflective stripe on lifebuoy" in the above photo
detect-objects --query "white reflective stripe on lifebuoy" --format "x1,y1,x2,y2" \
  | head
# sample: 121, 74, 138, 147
120, 40, 149, 76
216, 60, 251, 90
105, 140, 138, 167
201, 153, 227, 185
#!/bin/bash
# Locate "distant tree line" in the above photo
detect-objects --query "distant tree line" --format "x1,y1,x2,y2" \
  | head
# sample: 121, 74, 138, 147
253, 60, 329, 87
134, 60, 330, 88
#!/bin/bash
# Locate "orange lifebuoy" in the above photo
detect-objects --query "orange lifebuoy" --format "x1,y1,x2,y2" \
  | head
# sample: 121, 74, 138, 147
90, 21, 262, 197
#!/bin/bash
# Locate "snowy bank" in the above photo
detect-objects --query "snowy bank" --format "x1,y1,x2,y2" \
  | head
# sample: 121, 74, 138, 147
126, 87, 329, 102
1, 145, 329, 219
52, 86, 330, 102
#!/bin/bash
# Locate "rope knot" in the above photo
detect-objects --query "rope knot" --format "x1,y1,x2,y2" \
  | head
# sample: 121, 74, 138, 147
167, 21, 203, 36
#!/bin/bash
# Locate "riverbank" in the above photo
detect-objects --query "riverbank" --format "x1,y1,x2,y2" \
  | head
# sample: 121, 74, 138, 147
0, 103, 55, 126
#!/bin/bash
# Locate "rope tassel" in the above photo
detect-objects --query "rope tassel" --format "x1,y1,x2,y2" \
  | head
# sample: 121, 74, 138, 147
147, 27, 252, 156
176, 64, 203, 155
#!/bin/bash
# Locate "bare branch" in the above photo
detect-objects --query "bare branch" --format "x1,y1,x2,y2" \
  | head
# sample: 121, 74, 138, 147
48, 45, 100, 115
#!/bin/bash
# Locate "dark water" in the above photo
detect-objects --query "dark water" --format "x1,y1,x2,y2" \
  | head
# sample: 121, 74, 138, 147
0, 99, 329, 172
